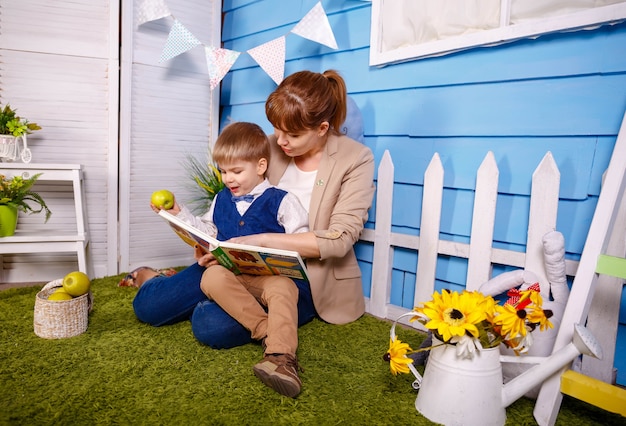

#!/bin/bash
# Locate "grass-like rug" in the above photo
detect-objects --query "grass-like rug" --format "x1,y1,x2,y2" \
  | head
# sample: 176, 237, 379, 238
1, 274, 624, 425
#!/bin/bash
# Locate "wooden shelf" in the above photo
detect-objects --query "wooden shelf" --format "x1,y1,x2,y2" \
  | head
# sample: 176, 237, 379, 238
0, 163, 89, 273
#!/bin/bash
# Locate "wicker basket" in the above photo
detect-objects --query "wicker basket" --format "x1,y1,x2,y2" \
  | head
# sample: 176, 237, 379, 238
33, 279, 93, 339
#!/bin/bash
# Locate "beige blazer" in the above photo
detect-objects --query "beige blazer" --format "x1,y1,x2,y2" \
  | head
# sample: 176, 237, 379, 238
267, 133, 375, 324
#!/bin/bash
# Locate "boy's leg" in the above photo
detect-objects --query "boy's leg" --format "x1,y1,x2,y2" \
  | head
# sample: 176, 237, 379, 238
200, 265, 269, 341
246, 275, 302, 398
245, 275, 299, 356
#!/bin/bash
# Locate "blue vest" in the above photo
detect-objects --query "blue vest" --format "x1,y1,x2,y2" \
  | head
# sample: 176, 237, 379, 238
213, 187, 287, 241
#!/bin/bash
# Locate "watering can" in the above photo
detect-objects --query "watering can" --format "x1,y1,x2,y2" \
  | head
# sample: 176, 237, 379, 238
406, 323, 601, 426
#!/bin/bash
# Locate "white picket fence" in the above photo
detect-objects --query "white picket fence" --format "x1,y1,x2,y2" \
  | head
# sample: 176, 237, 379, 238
359, 116, 626, 425
360, 150, 580, 327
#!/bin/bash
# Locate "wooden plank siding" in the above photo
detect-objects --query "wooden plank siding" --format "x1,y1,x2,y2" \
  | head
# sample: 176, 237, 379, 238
220, 0, 626, 385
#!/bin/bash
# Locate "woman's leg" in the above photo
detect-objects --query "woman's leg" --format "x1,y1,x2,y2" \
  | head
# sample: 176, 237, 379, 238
133, 263, 207, 326
293, 278, 316, 326
191, 300, 255, 349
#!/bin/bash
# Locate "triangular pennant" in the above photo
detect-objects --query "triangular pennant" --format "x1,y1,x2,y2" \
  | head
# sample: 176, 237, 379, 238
205, 46, 241, 90
159, 20, 202, 63
247, 36, 286, 85
137, 0, 171, 26
290, 2, 338, 49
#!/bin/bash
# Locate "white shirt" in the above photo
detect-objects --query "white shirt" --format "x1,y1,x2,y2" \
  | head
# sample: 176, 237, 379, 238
277, 159, 317, 213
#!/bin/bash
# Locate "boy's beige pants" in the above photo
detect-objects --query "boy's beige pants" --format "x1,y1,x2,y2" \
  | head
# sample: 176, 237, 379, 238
200, 265, 298, 356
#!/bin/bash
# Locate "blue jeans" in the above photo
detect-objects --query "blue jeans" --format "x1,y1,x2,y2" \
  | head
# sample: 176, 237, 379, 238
132, 263, 317, 349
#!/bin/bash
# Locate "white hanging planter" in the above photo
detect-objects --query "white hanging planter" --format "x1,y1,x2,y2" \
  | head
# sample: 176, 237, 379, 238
0, 134, 32, 163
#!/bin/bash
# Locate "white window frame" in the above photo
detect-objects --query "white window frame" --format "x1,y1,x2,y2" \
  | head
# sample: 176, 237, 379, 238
370, 0, 626, 66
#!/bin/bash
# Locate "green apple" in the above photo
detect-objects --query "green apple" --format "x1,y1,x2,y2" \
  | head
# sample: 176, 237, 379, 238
62, 271, 91, 297
151, 189, 175, 210
48, 289, 73, 301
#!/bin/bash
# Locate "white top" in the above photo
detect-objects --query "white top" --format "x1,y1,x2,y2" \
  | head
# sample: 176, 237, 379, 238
278, 159, 317, 213
177, 178, 309, 238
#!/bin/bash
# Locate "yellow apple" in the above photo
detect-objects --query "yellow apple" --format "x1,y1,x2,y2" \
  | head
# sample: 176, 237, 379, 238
151, 189, 175, 210
62, 271, 91, 297
48, 289, 73, 301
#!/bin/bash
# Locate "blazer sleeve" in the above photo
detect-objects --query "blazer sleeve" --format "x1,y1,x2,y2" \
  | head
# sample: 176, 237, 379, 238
313, 140, 375, 260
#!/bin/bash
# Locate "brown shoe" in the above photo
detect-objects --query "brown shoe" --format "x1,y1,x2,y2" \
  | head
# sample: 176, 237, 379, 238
253, 353, 302, 398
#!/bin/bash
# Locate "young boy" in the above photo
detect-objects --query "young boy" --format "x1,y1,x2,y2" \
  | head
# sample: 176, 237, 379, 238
160, 122, 309, 398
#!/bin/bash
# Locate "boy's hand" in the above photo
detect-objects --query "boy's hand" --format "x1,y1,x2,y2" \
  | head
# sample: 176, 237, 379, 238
194, 245, 218, 267
150, 200, 181, 215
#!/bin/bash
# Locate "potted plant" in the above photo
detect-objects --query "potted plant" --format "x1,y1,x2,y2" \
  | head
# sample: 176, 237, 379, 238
0, 173, 52, 237
183, 153, 224, 214
0, 104, 41, 163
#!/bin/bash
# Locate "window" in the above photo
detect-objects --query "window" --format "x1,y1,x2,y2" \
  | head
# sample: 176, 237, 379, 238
370, 0, 626, 66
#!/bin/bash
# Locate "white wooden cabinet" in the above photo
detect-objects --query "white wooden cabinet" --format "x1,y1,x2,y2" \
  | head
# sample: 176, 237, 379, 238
0, 164, 89, 273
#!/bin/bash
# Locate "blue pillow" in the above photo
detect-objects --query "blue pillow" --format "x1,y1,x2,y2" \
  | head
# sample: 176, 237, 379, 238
341, 96, 364, 143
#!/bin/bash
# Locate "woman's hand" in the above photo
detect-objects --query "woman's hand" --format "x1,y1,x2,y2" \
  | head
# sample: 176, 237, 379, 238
227, 232, 319, 258
228, 233, 268, 247
194, 245, 219, 267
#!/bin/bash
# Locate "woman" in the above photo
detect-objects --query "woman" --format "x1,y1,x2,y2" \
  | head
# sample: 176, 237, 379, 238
131, 69, 375, 349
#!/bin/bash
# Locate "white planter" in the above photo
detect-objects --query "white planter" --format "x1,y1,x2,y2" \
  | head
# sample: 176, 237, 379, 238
0, 134, 32, 163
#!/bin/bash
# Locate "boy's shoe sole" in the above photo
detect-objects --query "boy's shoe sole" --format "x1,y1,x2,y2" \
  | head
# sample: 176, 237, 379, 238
253, 354, 302, 398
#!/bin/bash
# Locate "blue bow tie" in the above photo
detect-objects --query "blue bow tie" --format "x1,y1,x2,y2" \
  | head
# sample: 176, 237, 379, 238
232, 194, 254, 203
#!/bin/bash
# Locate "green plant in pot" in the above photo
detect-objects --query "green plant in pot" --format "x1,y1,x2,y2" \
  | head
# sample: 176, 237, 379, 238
0, 104, 41, 137
0, 173, 51, 237
0, 104, 41, 163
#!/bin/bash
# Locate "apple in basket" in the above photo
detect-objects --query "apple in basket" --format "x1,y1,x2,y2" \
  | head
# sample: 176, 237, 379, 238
62, 271, 91, 297
48, 289, 73, 301
151, 189, 175, 210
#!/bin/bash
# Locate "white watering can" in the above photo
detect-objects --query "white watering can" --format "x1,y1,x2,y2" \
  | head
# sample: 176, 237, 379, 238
395, 321, 602, 426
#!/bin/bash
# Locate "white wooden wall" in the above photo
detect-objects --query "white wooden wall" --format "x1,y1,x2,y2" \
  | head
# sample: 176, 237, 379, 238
118, 0, 222, 273
0, 0, 222, 282
0, 0, 119, 281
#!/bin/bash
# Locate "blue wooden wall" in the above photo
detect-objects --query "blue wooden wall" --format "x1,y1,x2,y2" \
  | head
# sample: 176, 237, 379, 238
220, 0, 626, 384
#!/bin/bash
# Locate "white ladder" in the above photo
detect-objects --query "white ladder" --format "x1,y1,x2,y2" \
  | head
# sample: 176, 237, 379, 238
533, 111, 626, 424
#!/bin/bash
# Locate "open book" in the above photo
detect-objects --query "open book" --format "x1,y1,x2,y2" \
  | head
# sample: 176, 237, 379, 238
158, 210, 308, 282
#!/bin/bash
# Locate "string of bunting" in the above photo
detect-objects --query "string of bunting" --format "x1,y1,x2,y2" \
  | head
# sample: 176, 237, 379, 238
137, 0, 338, 89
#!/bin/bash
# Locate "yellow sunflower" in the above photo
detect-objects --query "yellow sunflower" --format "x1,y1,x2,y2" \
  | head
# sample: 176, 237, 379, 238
468, 290, 497, 322
385, 338, 414, 375
415, 290, 487, 342
493, 303, 528, 339
526, 306, 554, 332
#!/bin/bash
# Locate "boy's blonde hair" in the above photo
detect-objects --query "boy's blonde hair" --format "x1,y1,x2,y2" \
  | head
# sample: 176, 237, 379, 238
212, 122, 270, 167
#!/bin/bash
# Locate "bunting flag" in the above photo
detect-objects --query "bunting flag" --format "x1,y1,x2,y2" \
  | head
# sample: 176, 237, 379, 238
290, 2, 338, 49
205, 46, 241, 90
137, 0, 171, 26
140, 0, 337, 88
159, 19, 202, 62
247, 36, 286, 85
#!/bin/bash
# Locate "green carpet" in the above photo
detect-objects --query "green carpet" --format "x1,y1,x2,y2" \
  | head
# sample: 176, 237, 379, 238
1, 275, 623, 425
